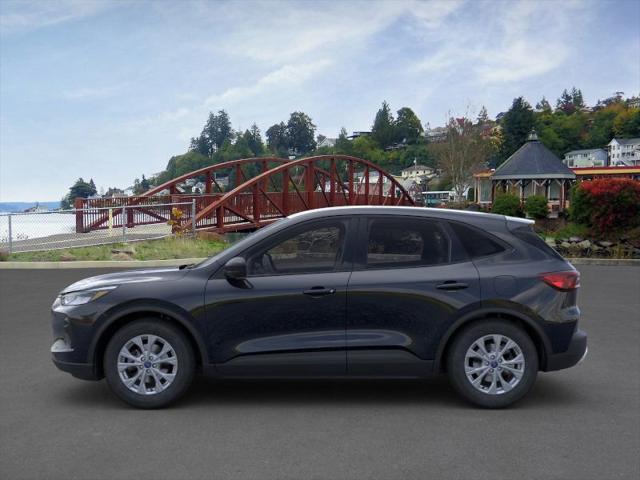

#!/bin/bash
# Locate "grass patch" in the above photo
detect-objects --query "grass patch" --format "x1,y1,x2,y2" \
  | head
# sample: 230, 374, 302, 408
551, 222, 590, 240
4, 236, 227, 262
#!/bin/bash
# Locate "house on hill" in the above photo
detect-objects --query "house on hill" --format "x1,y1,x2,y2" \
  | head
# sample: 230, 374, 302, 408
608, 138, 640, 166
474, 130, 576, 217
563, 148, 607, 168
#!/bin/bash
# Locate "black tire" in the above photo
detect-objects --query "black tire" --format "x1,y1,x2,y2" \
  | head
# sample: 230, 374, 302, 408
446, 320, 538, 408
104, 319, 195, 409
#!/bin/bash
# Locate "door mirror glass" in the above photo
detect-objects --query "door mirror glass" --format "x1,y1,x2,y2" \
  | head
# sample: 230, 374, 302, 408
224, 257, 247, 280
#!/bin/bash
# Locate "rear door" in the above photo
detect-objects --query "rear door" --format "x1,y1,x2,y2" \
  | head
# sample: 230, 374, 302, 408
346, 215, 481, 376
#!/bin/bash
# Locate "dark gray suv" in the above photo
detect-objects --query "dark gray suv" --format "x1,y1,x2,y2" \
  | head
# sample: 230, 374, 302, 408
51, 206, 587, 408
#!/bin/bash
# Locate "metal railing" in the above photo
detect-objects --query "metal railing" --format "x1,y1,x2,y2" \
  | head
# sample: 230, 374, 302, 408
0, 200, 196, 254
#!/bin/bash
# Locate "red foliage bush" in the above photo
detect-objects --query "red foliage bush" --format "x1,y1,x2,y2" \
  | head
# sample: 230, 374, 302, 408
571, 178, 640, 234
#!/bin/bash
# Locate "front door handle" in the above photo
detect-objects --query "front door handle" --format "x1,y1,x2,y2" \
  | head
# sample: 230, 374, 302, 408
303, 287, 337, 297
436, 281, 469, 291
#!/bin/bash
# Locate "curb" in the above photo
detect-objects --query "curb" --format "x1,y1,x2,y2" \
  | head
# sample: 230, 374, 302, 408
0, 258, 206, 269
1, 257, 639, 269
567, 258, 640, 266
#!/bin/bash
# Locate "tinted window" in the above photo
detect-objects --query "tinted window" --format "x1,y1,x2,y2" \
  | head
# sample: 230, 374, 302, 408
512, 226, 564, 260
366, 218, 450, 268
249, 223, 345, 275
448, 222, 505, 258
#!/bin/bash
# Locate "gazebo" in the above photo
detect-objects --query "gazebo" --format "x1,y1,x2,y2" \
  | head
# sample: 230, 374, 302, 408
474, 130, 576, 216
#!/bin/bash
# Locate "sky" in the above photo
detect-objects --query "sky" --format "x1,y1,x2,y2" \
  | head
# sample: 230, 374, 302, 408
1, 0, 639, 202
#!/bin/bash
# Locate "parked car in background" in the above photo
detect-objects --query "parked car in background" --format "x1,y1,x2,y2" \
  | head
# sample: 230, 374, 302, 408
51, 206, 587, 408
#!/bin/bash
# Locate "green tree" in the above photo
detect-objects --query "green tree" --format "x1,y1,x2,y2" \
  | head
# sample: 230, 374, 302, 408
477, 106, 490, 124
613, 109, 640, 137
499, 97, 535, 163
371, 101, 395, 148
395, 107, 423, 144
571, 87, 585, 111
535, 96, 552, 113
62, 178, 98, 207
335, 127, 352, 154
556, 89, 575, 114
243, 123, 264, 156
286, 111, 317, 155
351, 136, 385, 164
266, 122, 289, 156
200, 110, 233, 155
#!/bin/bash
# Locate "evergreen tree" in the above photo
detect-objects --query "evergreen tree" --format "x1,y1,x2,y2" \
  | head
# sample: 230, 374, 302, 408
556, 89, 576, 114
335, 127, 352, 154
535, 97, 552, 113
477, 106, 490, 124
571, 87, 585, 110
499, 97, 535, 163
371, 101, 395, 148
243, 123, 264, 156
200, 110, 233, 155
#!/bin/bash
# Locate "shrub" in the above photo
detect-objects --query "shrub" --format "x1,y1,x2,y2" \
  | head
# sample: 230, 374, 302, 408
524, 195, 549, 219
492, 193, 522, 217
570, 179, 640, 234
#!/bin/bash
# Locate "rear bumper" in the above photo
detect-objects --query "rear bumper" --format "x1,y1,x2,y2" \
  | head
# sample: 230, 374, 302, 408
544, 329, 587, 372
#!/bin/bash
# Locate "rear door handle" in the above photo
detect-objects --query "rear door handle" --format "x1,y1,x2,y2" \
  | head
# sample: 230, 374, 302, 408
303, 287, 336, 297
436, 281, 469, 291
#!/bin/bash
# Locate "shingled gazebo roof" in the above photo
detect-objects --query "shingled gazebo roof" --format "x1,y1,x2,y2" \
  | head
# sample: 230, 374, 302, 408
492, 131, 576, 180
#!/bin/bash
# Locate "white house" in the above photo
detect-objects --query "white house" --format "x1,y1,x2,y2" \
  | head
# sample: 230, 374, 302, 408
401, 164, 435, 183
608, 138, 640, 166
563, 148, 608, 168
317, 137, 337, 148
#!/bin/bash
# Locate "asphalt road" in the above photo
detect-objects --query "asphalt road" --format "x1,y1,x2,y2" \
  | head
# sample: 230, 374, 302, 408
1, 266, 639, 480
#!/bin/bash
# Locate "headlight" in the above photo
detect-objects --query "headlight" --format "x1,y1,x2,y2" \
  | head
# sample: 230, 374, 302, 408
60, 286, 117, 306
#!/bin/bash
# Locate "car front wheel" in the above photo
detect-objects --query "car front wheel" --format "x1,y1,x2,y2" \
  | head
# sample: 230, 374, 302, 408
104, 319, 195, 408
447, 320, 538, 408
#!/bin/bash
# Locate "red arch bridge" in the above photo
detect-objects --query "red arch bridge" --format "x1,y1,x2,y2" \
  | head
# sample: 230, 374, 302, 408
75, 155, 416, 234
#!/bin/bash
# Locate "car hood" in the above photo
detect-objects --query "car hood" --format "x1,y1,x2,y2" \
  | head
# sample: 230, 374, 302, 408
60, 267, 188, 294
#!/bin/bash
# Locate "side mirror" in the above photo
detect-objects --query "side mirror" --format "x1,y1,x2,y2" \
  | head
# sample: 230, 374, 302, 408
224, 257, 247, 280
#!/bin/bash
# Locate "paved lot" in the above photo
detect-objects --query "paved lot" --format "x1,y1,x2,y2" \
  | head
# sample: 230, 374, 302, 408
1, 266, 639, 480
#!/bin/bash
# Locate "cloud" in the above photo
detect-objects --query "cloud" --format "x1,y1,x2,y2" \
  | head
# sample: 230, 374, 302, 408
410, 0, 587, 85
0, 0, 115, 35
205, 60, 333, 105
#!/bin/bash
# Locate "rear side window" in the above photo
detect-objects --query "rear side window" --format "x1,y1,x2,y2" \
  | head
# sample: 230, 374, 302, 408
448, 222, 505, 258
366, 218, 450, 268
511, 226, 565, 260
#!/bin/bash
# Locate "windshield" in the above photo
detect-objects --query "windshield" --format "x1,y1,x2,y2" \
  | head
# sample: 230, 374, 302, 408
193, 217, 289, 269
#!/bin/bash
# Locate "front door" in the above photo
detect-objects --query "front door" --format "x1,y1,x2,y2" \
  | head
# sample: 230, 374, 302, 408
346, 215, 481, 376
204, 218, 355, 376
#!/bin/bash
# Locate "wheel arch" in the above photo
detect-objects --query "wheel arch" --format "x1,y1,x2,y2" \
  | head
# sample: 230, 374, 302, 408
434, 308, 551, 372
90, 301, 209, 378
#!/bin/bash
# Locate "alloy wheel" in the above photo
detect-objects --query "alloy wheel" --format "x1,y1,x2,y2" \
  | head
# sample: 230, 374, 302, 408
117, 334, 178, 395
464, 334, 525, 395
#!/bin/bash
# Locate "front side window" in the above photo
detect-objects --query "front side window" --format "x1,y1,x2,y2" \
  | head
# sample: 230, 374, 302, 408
366, 218, 450, 268
249, 222, 345, 275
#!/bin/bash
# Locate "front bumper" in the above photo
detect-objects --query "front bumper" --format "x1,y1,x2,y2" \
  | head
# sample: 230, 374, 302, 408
51, 337, 99, 380
544, 329, 588, 371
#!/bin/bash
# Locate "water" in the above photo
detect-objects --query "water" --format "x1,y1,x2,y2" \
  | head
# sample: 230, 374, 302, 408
0, 213, 76, 243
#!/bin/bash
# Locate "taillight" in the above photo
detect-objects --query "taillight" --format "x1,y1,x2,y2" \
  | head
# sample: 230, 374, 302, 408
540, 271, 580, 291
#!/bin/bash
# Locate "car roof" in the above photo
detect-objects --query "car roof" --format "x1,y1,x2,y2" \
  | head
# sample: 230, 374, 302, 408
288, 205, 532, 228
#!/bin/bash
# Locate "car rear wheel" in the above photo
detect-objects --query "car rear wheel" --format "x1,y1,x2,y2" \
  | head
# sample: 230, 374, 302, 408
104, 319, 195, 408
447, 320, 538, 408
